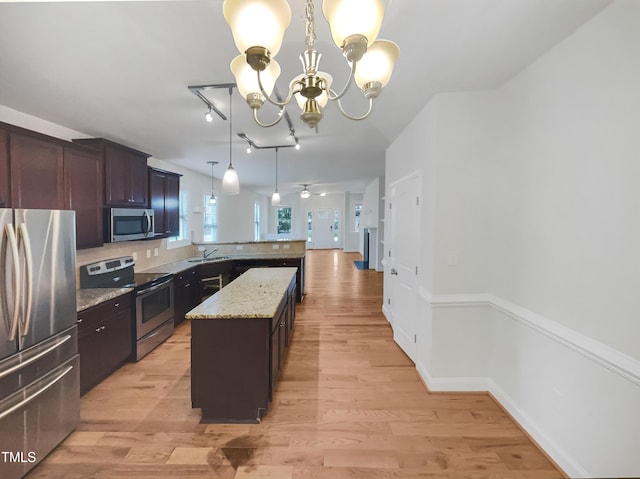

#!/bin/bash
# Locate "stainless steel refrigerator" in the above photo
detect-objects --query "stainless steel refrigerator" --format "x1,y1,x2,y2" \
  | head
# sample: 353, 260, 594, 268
0, 209, 79, 479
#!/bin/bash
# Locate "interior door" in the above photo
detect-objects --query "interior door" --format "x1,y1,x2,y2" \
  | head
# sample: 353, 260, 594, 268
309, 210, 334, 249
388, 173, 420, 362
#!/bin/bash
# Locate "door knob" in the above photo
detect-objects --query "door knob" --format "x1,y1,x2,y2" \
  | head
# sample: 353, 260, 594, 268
390, 268, 398, 275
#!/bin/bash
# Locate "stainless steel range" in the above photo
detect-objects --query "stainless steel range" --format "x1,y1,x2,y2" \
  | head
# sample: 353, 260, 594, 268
80, 257, 174, 361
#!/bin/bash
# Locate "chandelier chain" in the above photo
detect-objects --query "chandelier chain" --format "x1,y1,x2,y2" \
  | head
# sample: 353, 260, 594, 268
305, 0, 316, 50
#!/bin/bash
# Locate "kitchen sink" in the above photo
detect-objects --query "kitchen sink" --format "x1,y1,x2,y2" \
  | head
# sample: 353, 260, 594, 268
187, 256, 230, 263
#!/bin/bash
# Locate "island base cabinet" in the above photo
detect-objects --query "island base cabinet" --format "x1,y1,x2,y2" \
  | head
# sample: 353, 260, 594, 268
191, 319, 270, 423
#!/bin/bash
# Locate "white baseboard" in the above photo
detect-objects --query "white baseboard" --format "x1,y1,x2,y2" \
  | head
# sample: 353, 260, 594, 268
413, 287, 640, 478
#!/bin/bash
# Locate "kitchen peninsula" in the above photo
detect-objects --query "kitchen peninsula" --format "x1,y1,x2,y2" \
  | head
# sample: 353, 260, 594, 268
186, 267, 297, 423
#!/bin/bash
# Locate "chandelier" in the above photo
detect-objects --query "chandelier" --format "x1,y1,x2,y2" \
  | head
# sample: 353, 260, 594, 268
223, 0, 400, 129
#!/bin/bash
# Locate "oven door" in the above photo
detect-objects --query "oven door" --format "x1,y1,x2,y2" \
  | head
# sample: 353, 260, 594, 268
135, 279, 174, 340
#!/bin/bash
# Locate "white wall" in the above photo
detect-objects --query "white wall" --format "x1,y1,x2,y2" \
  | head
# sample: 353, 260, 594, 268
343, 192, 363, 253
385, 1, 640, 477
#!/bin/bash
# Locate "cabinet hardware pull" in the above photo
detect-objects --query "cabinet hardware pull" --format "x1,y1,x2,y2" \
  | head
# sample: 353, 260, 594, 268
114, 302, 120, 307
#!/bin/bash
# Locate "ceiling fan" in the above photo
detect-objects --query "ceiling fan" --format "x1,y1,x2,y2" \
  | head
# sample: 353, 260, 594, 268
287, 184, 325, 198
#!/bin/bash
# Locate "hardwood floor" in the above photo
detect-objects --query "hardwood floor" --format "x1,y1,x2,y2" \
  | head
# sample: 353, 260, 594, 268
26, 250, 563, 478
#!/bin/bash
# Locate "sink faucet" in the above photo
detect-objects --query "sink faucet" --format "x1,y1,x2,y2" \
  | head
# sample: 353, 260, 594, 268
203, 248, 218, 259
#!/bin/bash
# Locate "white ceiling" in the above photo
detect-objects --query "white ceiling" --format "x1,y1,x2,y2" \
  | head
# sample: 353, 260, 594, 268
0, 0, 611, 196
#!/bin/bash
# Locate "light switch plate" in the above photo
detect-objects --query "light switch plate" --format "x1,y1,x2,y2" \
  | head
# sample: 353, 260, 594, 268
272, 244, 280, 249
283, 244, 290, 249
236, 245, 243, 250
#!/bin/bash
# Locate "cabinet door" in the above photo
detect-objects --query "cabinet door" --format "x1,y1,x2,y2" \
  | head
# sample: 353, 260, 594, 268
9, 132, 64, 209
129, 154, 148, 206
64, 146, 103, 249
0, 128, 8, 207
149, 169, 167, 235
165, 173, 180, 236
104, 144, 130, 206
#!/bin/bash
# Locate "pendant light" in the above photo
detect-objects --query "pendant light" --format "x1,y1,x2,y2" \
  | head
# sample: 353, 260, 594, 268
222, 87, 240, 195
271, 147, 281, 206
207, 161, 218, 204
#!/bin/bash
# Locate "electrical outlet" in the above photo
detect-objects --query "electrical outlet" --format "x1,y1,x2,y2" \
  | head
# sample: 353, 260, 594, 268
236, 245, 243, 250
132, 252, 137, 261
272, 244, 280, 249
154, 248, 159, 257
283, 244, 290, 249
146, 249, 151, 258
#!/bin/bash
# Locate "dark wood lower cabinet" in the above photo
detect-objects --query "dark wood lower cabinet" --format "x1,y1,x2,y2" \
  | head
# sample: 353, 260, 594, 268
173, 267, 201, 326
191, 275, 296, 423
77, 294, 133, 396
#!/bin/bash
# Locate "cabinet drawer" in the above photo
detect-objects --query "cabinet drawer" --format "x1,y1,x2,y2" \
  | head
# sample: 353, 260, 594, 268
77, 294, 132, 330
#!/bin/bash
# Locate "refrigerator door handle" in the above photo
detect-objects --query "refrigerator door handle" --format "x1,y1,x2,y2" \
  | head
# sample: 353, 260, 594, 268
17, 223, 34, 337
3, 224, 22, 341
0, 364, 74, 421
0, 334, 72, 380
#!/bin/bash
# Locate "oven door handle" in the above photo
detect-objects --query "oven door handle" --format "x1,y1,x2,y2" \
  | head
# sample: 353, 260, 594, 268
137, 277, 173, 296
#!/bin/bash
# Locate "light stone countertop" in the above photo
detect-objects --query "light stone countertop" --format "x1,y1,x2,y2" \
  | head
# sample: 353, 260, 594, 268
186, 267, 297, 320
77, 288, 133, 312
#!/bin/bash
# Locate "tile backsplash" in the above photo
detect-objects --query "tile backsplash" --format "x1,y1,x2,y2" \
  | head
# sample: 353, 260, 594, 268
75, 238, 193, 288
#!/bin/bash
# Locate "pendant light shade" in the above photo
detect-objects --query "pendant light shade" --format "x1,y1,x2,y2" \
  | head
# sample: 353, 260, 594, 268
222, 87, 240, 195
222, 165, 240, 195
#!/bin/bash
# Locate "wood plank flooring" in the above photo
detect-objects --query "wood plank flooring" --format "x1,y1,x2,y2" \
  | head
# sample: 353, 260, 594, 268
25, 250, 563, 478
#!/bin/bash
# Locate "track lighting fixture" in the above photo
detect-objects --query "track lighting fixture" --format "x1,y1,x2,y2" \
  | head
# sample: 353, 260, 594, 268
205, 108, 213, 123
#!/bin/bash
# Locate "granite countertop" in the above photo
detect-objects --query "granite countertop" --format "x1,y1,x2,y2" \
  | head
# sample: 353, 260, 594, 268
186, 267, 297, 320
77, 288, 133, 312
140, 252, 304, 275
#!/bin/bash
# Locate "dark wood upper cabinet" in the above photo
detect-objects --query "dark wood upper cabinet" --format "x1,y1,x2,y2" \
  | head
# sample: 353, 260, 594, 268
9, 131, 64, 209
63, 145, 103, 249
74, 138, 150, 207
0, 128, 8, 208
148, 167, 181, 237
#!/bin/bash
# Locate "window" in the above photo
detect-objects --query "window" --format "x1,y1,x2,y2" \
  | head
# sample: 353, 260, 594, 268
203, 195, 217, 242
333, 210, 340, 242
307, 211, 312, 243
168, 190, 189, 244
276, 206, 292, 234
354, 202, 362, 232
254, 201, 260, 241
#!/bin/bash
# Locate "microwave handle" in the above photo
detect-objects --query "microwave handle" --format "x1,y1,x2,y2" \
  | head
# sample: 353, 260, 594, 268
143, 210, 153, 237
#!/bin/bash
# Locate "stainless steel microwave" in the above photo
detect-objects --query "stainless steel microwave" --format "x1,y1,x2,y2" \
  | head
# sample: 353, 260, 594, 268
105, 208, 154, 242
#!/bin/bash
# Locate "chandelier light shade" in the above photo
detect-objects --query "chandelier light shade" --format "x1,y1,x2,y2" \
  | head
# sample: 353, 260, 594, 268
231, 54, 281, 100
354, 40, 400, 92
223, 0, 291, 58
223, 0, 399, 129
222, 87, 240, 195
321, 0, 384, 51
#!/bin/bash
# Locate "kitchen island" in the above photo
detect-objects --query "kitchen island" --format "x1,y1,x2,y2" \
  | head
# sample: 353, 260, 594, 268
186, 267, 297, 423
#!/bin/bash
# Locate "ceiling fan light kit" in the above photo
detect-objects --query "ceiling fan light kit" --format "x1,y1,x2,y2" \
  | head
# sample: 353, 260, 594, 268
223, 0, 399, 129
